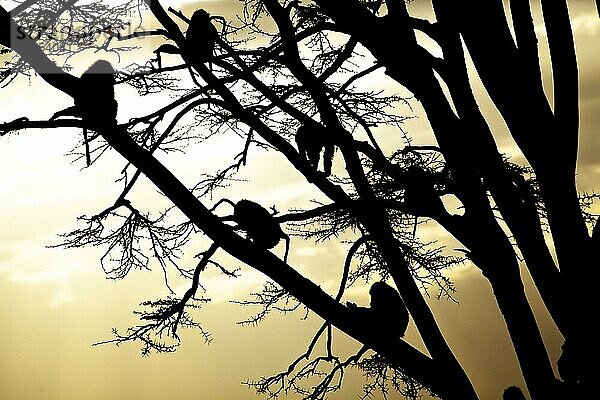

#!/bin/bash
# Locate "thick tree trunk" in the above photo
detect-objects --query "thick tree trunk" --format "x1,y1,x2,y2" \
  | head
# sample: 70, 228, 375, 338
487, 271, 558, 400
456, 0, 590, 283
436, 205, 559, 399
452, 5, 594, 383
432, 0, 567, 335
471, 243, 558, 400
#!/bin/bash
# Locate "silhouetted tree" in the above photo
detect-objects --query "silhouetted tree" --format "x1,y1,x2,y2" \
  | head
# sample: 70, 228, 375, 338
1, 1, 597, 399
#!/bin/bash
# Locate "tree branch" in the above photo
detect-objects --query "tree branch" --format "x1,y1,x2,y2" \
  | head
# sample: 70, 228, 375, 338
0, 7, 448, 393
143, 243, 219, 336
0, 5, 78, 97
509, 0, 542, 86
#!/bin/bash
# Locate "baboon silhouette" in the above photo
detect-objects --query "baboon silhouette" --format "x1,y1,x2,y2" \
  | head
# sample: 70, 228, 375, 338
295, 124, 335, 176
52, 60, 117, 129
51, 60, 118, 165
212, 199, 290, 263
347, 281, 409, 337
186, 9, 218, 67
502, 386, 526, 400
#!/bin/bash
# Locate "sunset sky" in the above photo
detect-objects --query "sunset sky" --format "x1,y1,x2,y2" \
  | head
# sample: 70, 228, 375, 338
0, 1, 598, 399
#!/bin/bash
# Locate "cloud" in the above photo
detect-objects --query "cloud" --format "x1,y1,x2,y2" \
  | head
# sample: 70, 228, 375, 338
572, 13, 600, 35
0, 238, 96, 308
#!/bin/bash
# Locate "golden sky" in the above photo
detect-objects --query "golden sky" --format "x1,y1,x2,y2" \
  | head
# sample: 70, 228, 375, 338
0, 1, 598, 399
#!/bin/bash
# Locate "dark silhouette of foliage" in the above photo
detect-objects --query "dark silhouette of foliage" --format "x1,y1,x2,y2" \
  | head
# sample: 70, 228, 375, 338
1, 0, 598, 399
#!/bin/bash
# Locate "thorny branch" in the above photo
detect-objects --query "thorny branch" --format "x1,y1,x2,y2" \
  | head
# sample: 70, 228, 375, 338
93, 243, 219, 354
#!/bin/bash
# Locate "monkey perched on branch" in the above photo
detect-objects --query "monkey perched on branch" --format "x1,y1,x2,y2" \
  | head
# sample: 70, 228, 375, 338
347, 281, 409, 338
51, 60, 118, 165
212, 199, 290, 263
185, 9, 218, 68
295, 123, 336, 176
52, 60, 117, 128
153, 8, 221, 73
502, 386, 526, 400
